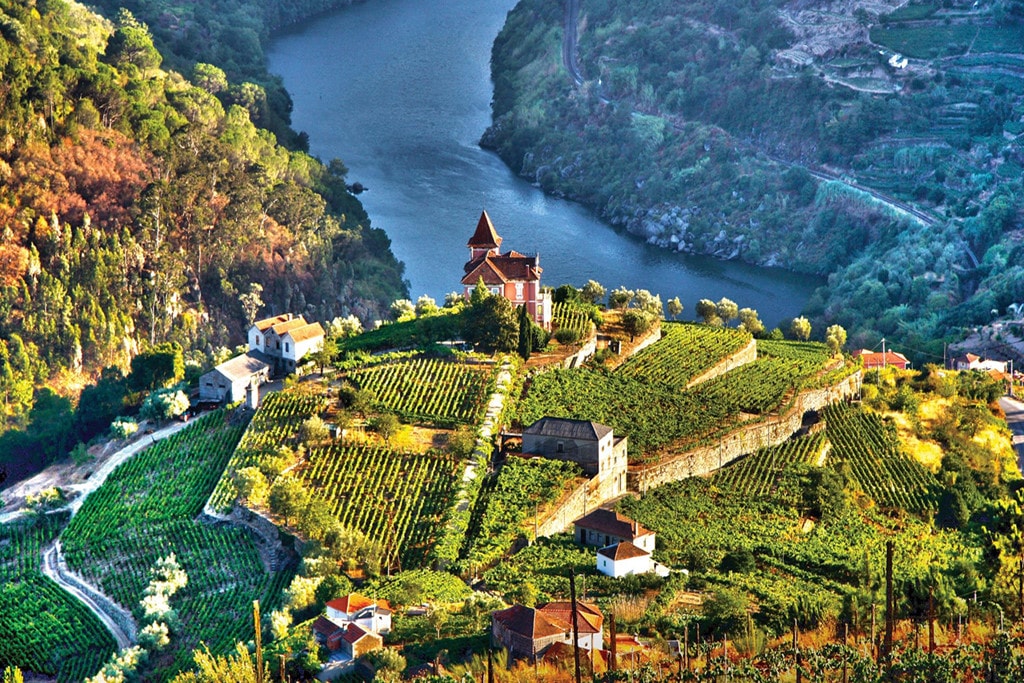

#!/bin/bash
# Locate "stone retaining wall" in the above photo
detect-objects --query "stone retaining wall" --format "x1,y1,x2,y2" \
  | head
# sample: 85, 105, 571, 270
685, 338, 757, 389
628, 371, 862, 493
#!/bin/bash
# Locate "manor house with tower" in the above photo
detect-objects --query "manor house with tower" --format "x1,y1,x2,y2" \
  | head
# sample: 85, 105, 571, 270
461, 211, 552, 329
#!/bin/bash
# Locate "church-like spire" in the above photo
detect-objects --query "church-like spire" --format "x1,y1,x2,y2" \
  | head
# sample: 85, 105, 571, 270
467, 210, 502, 254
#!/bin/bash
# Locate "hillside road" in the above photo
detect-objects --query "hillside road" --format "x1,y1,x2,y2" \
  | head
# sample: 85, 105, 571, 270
1000, 395, 1024, 474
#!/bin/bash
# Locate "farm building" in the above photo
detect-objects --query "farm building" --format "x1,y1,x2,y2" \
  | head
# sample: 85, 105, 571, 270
198, 351, 272, 403
325, 593, 392, 634
461, 210, 552, 329
491, 601, 603, 661
952, 353, 1008, 374
312, 618, 383, 658
596, 541, 670, 579
852, 349, 909, 370
574, 509, 655, 553
522, 417, 627, 493
247, 313, 325, 374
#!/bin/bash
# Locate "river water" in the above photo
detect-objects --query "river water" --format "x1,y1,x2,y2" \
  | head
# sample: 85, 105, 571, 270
267, 0, 820, 327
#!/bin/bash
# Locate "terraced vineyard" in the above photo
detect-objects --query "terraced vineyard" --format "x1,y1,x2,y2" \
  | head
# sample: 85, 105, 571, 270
344, 357, 494, 426
304, 445, 462, 570
618, 322, 750, 389
823, 404, 938, 513
209, 386, 326, 511
0, 515, 116, 683
61, 411, 293, 681
714, 433, 829, 497
552, 301, 594, 341
519, 342, 834, 457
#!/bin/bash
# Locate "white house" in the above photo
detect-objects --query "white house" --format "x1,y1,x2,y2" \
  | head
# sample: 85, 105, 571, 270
325, 594, 392, 635
247, 314, 325, 374
280, 322, 326, 373
597, 541, 652, 577
574, 509, 655, 553
198, 352, 272, 403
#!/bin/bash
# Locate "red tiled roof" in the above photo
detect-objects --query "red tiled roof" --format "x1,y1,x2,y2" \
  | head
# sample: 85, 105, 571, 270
343, 623, 370, 644
597, 541, 650, 561
574, 509, 653, 541
312, 616, 342, 638
270, 317, 309, 336
461, 253, 542, 286
253, 314, 291, 331
468, 210, 503, 249
853, 349, 909, 368
493, 604, 570, 639
538, 601, 604, 634
284, 322, 325, 343
326, 593, 391, 615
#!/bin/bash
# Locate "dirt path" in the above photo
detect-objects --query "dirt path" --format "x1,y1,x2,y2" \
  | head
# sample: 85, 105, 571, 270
0, 419, 194, 524
999, 396, 1024, 475
42, 542, 136, 650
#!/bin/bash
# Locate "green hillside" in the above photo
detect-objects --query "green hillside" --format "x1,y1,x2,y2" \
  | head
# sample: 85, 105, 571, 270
485, 0, 1024, 355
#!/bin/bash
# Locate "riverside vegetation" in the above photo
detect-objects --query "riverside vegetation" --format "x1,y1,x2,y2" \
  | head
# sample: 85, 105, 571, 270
484, 0, 1024, 358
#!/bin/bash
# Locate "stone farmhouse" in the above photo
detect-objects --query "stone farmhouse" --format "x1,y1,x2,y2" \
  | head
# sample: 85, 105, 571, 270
198, 313, 325, 404
522, 417, 628, 500
198, 351, 272, 404
491, 601, 603, 661
461, 210, 552, 329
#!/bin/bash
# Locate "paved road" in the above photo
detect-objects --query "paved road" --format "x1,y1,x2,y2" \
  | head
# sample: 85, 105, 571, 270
563, 0, 583, 85
1000, 395, 1024, 474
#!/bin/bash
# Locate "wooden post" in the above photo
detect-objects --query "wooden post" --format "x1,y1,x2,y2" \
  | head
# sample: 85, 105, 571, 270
570, 574, 583, 683
871, 603, 877, 662
793, 619, 801, 683
842, 623, 848, 683
683, 623, 689, 671
279, 654, 286, 683
253, 600, 264, 683
883, 540, 894, 665
929, 584, 936, 655
609, 613, 617, 672
487, 648, 494, 683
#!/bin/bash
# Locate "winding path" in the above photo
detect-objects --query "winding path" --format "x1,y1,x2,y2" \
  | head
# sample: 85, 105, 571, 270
558, 0, 946, 234
2, 419, 196, 650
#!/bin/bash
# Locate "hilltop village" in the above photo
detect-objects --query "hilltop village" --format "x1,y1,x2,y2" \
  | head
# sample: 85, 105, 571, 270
2, 212, 1024, 683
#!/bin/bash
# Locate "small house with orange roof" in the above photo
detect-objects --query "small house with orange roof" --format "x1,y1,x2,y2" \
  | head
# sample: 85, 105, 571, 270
325, 593, 393, 634
461, 211, 552, 329
491, 601, 604, 661
574, 509, 655, 553
852, 349, 909, 371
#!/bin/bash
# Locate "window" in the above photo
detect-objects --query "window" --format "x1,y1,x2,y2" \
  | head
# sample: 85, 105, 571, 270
256, 335, 261, 345
515, 282, 524, 300
491, 287, 500, 296
285, 342, 290, 352
556, 441, 564, 453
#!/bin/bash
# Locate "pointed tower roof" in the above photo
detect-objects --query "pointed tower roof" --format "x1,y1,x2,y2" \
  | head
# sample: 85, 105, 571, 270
467, 210, 502, 249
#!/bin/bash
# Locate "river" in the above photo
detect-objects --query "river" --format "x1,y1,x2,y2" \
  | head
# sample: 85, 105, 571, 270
267, 0, 820, 327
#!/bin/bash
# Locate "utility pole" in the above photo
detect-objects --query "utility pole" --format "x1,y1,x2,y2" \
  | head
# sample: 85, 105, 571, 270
882, 338, 887, 369
871, 603, 877, 662
843, 623, 849, 683
569, 573, 582, 683
683, 623, 689, 671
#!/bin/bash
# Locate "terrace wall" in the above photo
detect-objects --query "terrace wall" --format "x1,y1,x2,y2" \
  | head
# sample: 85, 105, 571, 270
627, 371, 863, 493
684, 338, 758, 389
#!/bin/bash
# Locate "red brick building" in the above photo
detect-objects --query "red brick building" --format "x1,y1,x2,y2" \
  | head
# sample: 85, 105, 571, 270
462, 211, 552, 329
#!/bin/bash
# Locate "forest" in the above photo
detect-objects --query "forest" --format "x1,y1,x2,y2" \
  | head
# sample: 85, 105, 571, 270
484, 0, 1024, 358
0, 0, 407, 475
